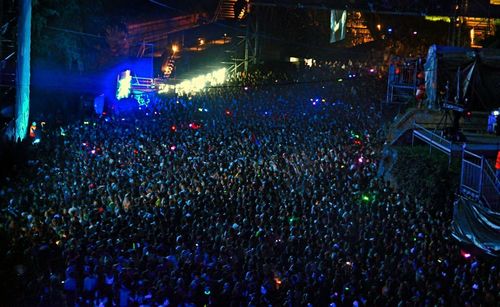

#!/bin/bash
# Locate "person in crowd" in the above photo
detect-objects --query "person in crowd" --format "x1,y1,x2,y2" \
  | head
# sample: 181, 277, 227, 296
0, 60, 497, 307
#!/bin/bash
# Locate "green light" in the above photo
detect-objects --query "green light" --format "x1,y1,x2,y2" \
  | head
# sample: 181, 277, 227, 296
362, 195, 370, 202
425, 16, 451, 23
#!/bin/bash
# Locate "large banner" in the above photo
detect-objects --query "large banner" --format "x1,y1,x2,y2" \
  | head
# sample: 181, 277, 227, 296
330, 10, 347, 43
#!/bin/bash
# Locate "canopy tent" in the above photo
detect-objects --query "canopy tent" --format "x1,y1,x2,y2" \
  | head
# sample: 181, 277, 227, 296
424, 45, 500, 111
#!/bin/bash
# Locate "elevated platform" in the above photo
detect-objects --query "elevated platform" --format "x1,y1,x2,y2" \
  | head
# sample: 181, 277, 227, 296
384, 57, 419, 107
461, 133, 500, 154
412, 126, 500, 156
388, 108, 499, 156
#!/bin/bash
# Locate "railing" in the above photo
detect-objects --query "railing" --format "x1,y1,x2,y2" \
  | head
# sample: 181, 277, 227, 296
460, 148, 500, 211
460, 149, 483, 197
131, 76, 156, 92
212, 0, 224, 22
481, 158, 500, 211
388, 118, 415, 146
392, 109, 421, 130
385, 58, 418, 105
406, 123, 499, 211
387, 85, 415, 104
412, 123, 453, 156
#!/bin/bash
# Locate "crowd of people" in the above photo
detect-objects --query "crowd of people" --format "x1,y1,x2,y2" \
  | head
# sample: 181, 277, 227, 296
0, 62, 498, 306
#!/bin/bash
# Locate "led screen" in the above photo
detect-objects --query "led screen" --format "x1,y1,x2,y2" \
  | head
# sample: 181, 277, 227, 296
330, 10, 347, 43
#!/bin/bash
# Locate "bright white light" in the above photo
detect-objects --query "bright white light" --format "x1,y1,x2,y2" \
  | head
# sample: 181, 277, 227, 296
289, 57, 300, 63
158, 68, 226, 96
304, 58, 315, 67
493, 110, 499, 116
116, 70, 132, 100
175, 68, 226, 96
212, 68, 226, 83
158, 83, 175, 94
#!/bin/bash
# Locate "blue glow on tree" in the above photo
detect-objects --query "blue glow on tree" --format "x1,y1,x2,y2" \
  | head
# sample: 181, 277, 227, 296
15, 0, 32, 141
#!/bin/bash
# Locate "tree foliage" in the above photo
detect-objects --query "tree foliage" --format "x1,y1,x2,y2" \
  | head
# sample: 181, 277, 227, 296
105, 23, 129, 58
392, 146, 460, 207
31, 0, 107, 71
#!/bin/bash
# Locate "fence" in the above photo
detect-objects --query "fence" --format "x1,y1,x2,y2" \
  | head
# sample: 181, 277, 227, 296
385, 58, 419, 106
412, 123, 453, 162
460, 148, 500, 211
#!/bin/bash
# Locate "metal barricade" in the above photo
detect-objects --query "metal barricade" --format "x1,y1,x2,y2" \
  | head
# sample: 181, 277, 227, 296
460, 150, 482, 198
481, 161, 500, 211
412, 123, 452, 156
460, 148, 500, 211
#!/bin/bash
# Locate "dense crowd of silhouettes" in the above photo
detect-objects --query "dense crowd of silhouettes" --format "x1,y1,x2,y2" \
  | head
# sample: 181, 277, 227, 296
0, 62, 498, 306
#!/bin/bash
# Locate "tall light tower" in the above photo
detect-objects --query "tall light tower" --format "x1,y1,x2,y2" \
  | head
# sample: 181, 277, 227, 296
15, 0, 31, 141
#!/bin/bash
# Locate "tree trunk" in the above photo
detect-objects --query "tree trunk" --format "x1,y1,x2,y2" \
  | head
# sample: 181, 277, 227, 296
15, 0, 31, 141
